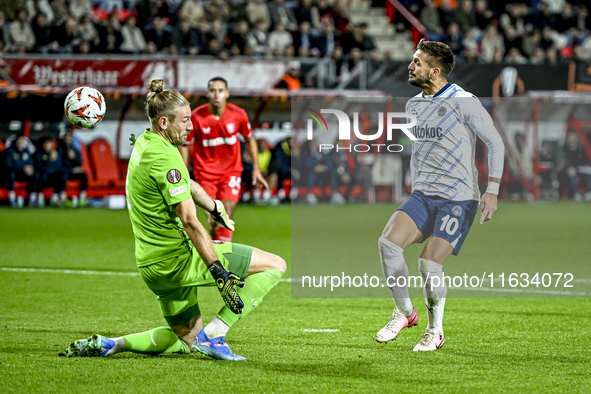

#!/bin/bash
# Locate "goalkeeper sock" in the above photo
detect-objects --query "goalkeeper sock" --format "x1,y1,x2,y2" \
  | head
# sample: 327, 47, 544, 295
418, 258, 446, 335
217, 269, 283, 327
204, 317, 229, 338
120, 327, 191, 355
379, 237, 414, 317
216, 227, 233, 242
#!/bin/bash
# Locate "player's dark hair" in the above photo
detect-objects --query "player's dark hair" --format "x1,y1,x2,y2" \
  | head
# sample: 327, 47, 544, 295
417, 39, 456, 79
145, 78, 188, 123
207, 77, 228, 89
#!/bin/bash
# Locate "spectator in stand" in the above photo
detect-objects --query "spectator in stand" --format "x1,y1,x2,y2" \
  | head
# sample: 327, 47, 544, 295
246, 0, 271, 31
210, 19, 227, 49
312, 0, 349, 34
144, 16, 172, 54
120, 15, 147, 53
268, 0, 297, 31
300, 138, 346, 205
157, 0, 180, 26
5, 135, 37, 208
420, 0, 444, 41
9, 9, 35, 53
180, 0, 204, 29
563, 131, 591, 201
270, 137, 292, 202
134, 0, 158, 31
292, 21, 316, 55
531, 2, 555, 31
545, 46, 559, 64
31, 12, 52, 53
442, 22, 464, 58
554, 2, 576, 33
2, 1, 26, 21
462, 27, 479, 60
530, 46, 546, 64
268, 21, 292, 55
50, 0, 68, 26
78, 14, 100, 51
52, 15, 81, 53
36, 137, 68, 207
96, 11, 123, 53
438, 0, 458, 31
574, 5, 591, 33
171, 17, 199, 55
0, 11, 12, 52
26, 0, 54, 23
480, 24, 505, 63
205, 0, 230, 23
60, 131, 87, 208
194, 17, 212, 52
474, 0, 494, 30
204, 37, 222, 56
227, 19, 250, 55
455, 0, 478, 34
505, 47, 528, 63
247, 19, 268, 55
69, 0, 94, 23
522, 29, 542, 59
340, 23, 375, 55
293, 0, 313, 25
316, 22, 337, 57
503, 25, 523, 56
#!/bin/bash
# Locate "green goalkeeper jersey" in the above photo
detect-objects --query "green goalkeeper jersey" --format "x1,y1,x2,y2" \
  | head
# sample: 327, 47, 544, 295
126, 129, 193, 267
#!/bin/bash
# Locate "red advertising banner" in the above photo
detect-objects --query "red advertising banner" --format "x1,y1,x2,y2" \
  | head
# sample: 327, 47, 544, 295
3, 58, 177, 88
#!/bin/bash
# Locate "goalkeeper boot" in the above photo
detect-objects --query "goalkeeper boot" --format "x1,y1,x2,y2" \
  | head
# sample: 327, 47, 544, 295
193, 329, 246, 361
413, 329, 445, 352
63, 334, 115, 357
374, 308, 418, 343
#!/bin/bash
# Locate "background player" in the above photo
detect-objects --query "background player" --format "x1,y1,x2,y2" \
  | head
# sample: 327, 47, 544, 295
181, 77, 268, 242
374, 40, 505, 351
64, 79, 285, 361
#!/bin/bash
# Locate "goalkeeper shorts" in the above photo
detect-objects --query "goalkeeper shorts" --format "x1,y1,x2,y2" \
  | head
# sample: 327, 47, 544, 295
139, 242, 253, 326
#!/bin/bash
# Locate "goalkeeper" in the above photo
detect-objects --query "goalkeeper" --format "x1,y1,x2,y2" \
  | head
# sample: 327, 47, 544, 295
63, 79, 286, 361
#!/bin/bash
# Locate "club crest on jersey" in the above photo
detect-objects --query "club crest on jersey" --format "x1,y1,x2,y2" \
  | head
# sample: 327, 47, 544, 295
203, 127, 211, 134
437, 106, 447, 117
452, 206, 462, 216
167, 169, 182, 184
226, 123, 235, 134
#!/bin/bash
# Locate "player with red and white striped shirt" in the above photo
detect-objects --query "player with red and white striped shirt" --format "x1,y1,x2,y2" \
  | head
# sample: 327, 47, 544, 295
182, 77, 268, 241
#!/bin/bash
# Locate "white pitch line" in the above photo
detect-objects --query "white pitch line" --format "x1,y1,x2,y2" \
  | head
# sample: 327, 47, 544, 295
0, 266, 293, 282
302, 329, 340, 332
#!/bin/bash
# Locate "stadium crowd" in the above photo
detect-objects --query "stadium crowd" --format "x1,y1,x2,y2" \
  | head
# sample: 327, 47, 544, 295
1, 0, 591, 64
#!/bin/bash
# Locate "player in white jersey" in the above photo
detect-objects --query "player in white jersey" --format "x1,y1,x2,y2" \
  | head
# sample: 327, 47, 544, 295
374, 39, 505, 351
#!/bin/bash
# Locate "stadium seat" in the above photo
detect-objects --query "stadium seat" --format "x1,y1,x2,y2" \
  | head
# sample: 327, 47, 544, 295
88, 139, 125, 188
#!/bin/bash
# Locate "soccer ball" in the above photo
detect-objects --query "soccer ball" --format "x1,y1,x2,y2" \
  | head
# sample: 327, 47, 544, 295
64, 86, 106, 128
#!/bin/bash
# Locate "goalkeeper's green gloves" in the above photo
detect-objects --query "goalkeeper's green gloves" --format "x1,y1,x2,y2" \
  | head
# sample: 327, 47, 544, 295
209, 200, 235, 231
208, 260, 245, 314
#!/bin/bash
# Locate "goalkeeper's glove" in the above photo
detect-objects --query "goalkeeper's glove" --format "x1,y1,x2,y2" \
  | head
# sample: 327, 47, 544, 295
209, 199, 235, 231
208, 260, 245, 314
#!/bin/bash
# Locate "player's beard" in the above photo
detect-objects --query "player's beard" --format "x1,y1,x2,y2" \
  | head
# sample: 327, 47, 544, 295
409, 72, 432, 90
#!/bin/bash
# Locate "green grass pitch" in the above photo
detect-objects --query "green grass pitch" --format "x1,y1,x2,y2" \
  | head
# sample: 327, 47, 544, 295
1, 202, 590, 393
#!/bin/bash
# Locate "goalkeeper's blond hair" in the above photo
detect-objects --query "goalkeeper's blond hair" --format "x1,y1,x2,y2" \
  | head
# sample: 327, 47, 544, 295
144, 79, 188, 123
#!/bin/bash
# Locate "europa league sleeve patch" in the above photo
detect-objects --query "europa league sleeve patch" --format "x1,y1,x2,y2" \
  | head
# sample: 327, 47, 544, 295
167, 169, 182, 184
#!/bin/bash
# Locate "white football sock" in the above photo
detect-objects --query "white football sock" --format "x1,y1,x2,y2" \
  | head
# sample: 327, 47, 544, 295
204, 317, 230, 338
418, 258, 447, 335
106, 337, 125, 356
379, 237, 414, 317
